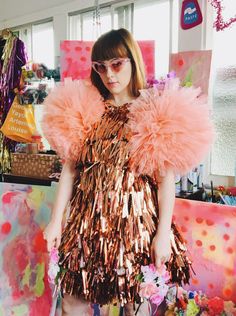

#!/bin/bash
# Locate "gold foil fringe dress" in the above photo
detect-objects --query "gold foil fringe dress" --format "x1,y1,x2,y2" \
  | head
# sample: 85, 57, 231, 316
58, 103, 192, 306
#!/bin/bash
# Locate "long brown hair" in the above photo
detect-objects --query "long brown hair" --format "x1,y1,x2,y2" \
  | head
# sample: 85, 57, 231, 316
90, 28, 146, 99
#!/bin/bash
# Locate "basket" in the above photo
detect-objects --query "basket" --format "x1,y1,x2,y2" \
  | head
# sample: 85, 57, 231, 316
11, 153, 60, 179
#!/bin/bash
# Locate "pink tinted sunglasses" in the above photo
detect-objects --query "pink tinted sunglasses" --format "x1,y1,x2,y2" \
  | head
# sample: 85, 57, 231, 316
92, 58, 130, 75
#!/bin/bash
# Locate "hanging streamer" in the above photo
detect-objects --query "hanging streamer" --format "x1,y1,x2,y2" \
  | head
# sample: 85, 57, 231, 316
208, 0, 236, 31
93, 0, 101, 39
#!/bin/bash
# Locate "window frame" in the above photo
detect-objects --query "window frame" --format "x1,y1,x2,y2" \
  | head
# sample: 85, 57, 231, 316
68, 0, 173, 47
31, 19, 55, 69
11, 18, 54, 68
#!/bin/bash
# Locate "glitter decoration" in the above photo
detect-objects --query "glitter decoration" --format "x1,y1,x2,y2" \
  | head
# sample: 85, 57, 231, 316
208, 0, 236, 31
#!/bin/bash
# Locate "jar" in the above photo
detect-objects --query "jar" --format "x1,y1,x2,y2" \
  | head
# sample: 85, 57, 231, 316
31, 134, 44, 151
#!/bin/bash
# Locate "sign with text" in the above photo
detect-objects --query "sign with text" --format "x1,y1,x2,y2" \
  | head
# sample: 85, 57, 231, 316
181, 0, 203, 29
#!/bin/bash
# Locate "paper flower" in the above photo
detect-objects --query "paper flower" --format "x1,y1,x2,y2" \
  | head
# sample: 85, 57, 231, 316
207, 297, 224, 315
48, 247, 60, 285
138, 264, 171, 307
224, 300, 236, 314
139, 283, 157, 300
162, 285, 236, 315
150, 284, 169, 305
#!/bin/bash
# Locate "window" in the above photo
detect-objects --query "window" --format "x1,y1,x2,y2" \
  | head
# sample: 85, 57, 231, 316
12, 25, 32, 63
32, 21, 55, 68
133, 0, 170, 78
69, 0, 172, 78
113, 3, 133, 31
210, 18, 236, 177
69, 7, 112, 40
14, 20, 55, 69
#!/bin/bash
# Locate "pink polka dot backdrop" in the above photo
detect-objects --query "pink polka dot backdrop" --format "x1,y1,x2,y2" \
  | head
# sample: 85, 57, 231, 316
60, 41, 94, 80
174, 199, 236, 301
137, 40, 155, 80
60, 40, 155, 81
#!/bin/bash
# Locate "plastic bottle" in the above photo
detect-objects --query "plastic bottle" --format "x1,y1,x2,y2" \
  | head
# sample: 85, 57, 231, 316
198, 164, 204, 188
181, 175, 188, 192
175, 175, 181, 194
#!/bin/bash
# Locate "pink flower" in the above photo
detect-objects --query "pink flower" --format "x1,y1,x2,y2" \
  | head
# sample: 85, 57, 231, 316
48, 247, 60, 284
149, 263, 156, 273
158, 271, 171, 284
50, 247, 59, 263
150, 289, 165, 306
139, 282, 158, 299
224, 301, 236, 314
48, 263, 60, 284
141, 265, 158, 283
208, 297, 224, 315
195, 294, 209, 308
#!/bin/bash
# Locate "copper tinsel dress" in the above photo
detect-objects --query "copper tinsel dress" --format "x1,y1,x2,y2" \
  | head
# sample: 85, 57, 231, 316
58, 102, 191, 306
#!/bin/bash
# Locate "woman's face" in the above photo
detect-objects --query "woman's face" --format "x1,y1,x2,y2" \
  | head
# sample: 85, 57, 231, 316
92, 57, 132, 98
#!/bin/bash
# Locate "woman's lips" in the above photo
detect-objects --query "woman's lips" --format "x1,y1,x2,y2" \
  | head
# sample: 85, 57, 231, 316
107, 82, 118, 87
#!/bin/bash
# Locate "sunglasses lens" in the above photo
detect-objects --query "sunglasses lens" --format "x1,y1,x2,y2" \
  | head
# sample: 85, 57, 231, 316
92, 58, 129, 74
94, 63, 106, 74
110, 60, 124, 72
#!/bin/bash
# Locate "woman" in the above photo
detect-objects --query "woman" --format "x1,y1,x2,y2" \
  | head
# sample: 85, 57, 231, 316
42, 28, 214, 315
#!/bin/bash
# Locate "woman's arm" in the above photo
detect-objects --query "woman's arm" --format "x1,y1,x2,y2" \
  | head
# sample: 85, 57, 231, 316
151, 168, 175, 268
44, 160, 77, 251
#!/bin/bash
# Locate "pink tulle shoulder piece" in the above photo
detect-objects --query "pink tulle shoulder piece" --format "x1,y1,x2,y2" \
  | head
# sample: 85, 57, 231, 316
128, 78, 215, 177
41, 78, 105, 161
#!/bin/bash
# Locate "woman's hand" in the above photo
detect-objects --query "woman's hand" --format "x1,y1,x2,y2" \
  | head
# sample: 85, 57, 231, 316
43, 161, 76, 252
151, 231, 172, 269
43, 220, 62, 252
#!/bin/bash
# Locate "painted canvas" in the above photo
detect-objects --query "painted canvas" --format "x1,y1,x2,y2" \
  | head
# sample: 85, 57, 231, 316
0, 183, 56, 316
174, 199, 236, 302
170, 50, 212, 95
0, 183, 235, 316
60, 40, 155, 81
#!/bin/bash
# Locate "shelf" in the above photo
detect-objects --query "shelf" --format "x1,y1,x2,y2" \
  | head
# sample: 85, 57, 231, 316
1, 174, 53, 186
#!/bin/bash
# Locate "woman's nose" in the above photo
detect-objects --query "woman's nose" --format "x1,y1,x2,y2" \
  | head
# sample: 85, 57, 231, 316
106, 65, 114, 77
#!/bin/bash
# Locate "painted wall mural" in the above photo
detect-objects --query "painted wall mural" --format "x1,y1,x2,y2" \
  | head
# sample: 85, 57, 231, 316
0, 183, 235, 316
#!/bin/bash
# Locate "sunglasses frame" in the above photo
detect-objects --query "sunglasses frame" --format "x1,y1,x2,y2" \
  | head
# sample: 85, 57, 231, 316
91, 58, 130, 75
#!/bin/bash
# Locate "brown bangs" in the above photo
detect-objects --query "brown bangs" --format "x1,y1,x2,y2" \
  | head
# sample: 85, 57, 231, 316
91, 30, 130, 62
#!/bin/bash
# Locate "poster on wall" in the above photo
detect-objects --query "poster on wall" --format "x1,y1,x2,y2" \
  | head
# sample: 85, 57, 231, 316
60, 40, 155, 81
169, 50, 212, 95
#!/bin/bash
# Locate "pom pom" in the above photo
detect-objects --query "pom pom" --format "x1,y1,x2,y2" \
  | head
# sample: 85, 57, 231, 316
42, 78, 104, 161
128, 78, 214, 177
